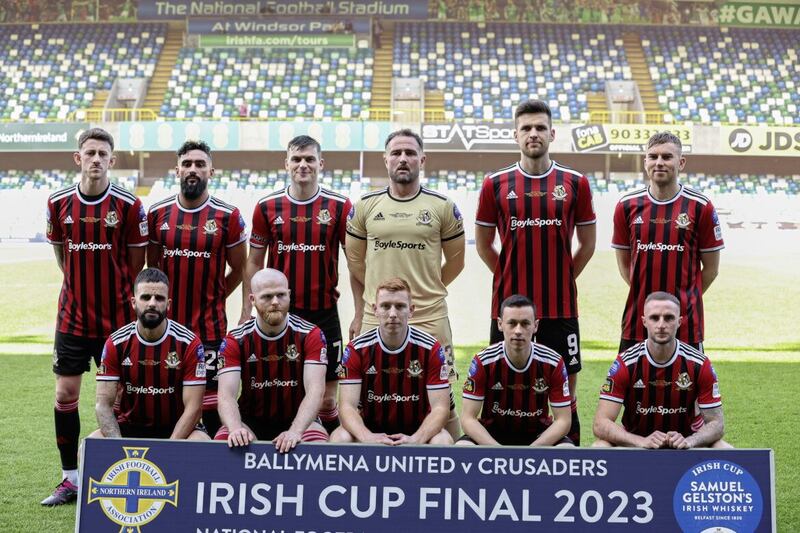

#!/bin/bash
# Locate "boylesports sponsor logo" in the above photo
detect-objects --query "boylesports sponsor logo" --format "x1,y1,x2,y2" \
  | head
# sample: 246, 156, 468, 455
491, 402, 543, 418
509, 216, 562, 230
635, 402, 688, 415
67, 239, 112, 252
373, 238, 426, 251
163, 248, 212, 259
250, 377, 298, 389
277, 241, 326, 253
126, 383, 175, 395
367, 391, 420, 403
636, 240, 685, 252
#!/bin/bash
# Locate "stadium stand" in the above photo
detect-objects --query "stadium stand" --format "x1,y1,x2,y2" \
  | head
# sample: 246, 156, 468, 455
159, 44, 374, 120
0, 170, 137, 191
0, 23, 166, 120
642, 26, 800, 124
393, 21, 631, 122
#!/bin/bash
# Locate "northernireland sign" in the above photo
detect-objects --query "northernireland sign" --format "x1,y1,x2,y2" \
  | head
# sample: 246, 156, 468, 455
0, 123, 87, 151
78, 439, 775, 532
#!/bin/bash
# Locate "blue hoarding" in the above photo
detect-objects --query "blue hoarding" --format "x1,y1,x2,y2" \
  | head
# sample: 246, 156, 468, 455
78, 439, 775, 532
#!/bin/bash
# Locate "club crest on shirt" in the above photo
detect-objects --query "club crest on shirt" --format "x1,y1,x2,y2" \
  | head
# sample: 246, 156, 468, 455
675, 372, 693, 390
165, 351, 180, 369
203, 220, 218, 235
552, 185, 567, 201
406, 360, 423, 378
103, 211, 119, 228
285, 344, 300, 361
675, 213, 691, 229
416, 209, 432, 226
316, 209, 332, 224
532, 377, 549, 393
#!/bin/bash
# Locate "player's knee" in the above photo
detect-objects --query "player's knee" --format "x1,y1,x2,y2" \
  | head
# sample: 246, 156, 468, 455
329, 426, 354, 443
712, 439, 734, 449
188, 430, 211, 441
429, 429, 453, 445
320, 395, 337, 412
591, 439, 613, 448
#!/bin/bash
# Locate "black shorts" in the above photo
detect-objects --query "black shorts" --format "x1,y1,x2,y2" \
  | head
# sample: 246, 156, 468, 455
490, 317, 582, 374
118, 422, 207, 439
53, 331, 105, 376
201, 340, 223, 393
457, 433, 573, 446
618, 338, 703, 353
291, 306, 343, 382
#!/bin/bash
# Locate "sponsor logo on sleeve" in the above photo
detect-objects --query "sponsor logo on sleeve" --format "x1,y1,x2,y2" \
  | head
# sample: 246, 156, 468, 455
439, 364, 449, 381
562, 381, 570, 397
714, 225, 723, 241
712, 382, 721, 399
464, 378, 475, 394
468, 358, 479, 378
608, 360, 620, 376
453, 204, 463, 220
601, 377, 613, 394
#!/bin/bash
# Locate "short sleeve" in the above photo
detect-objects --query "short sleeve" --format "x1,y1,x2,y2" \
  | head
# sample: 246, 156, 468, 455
611, 200, 631, 249
227, 207, 248, 248
249, 201, 271, 249
547, 358, 572, 407
339, 343, 362, 384
697, 359, 722, 409
345, 200, 367, 240
46, 199, 62, 244
96, 339, 120, 381
126, 199, 149, 247
182, 338, 206, 386
575, 175, 596, 225
475, 176, 498, 227
462, 355, 485, 401
216, 334, 242, 376
441, 199, 465, 241
698, 201, 724, 252
303, 327, 328, 366
599, 356, 630, 403
426, 342, 449, 390
338, 198, 353, 244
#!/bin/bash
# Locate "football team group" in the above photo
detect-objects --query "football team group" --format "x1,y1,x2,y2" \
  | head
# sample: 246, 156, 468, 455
40, 99, 731, 506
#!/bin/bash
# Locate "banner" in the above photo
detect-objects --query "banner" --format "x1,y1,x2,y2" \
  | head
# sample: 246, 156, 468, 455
199, 33, 356, 48
571, 124, 694, 153
78, 439, 775, 532
421, 122, 517, 152
721, 126, 800, 156
116, 121, 394, 151
718, 2, 800, 27
0, 123, 88, 152
138, 0, 429, 20
188, 17, 370, 35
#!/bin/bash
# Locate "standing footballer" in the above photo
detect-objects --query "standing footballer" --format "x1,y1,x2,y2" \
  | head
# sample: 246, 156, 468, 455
475, 99, 596, 444
43, 128, 148, 505
612, 132, 723, 352
147, 140, 247, 437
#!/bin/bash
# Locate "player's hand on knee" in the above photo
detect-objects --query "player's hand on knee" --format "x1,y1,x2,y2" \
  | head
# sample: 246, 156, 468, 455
363, 432, 395, 446
274, 429, 302, 453
228, 427, 255, 448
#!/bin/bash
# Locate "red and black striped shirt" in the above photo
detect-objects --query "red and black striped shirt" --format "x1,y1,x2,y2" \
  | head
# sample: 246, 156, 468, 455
339, 326, 450, 435
462, 341, 571, 445
46, 184, 149, 337
599, 341, 722, 437
612, 185, 724, 343
250, 186, 351, 311
217, 314, 327, 427
476, 161, 595, 319
97, 319, 206, 430
148, 195, 247, 343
